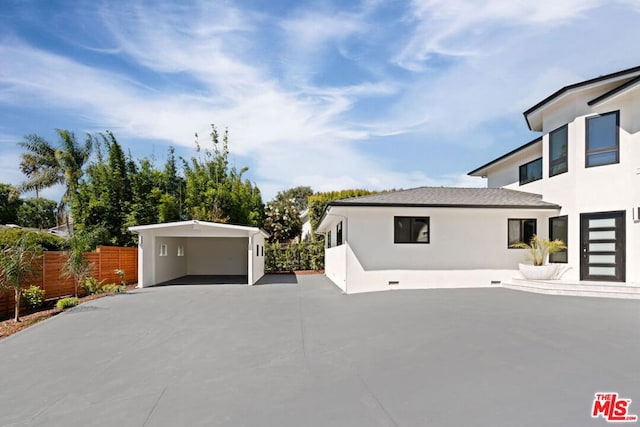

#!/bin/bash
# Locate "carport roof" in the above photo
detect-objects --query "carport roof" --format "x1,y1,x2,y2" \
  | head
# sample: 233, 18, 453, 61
128, 220, 269, 238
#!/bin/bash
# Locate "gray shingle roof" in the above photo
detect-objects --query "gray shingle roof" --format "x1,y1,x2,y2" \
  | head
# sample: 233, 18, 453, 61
330, 187, 560, 209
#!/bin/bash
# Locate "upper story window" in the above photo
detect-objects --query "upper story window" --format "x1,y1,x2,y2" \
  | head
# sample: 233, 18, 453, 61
336, 221, 343, 246
394, 216, 430, 244
549, 125, 568, 176
327, 230, 332, 248
586, 111, 619, 167
519, 158, 542, 185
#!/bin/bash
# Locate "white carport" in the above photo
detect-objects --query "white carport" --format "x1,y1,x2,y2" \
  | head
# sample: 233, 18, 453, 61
128, 220, 268, 288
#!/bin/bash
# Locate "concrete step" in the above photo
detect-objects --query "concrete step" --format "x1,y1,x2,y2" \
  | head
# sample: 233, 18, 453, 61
502, 278, 640, 300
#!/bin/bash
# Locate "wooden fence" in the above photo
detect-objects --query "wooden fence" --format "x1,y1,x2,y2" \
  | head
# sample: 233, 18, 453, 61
0, 246, 137, 320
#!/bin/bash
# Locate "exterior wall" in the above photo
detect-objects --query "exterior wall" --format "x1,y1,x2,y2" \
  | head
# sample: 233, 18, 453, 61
486, 87, 640, 284
322, 206, 556, 294
186, 237, 248, 276
155, 236, 188, 285
486, 143, 542, 188
325, 244, 347, 292
250, 233, 265, 284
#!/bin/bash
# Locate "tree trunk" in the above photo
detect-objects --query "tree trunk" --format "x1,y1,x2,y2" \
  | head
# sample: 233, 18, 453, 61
14, 287, 21, 322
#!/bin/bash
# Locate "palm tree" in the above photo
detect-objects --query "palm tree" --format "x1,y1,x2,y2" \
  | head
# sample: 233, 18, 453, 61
0, 234, 43, 322
54, 130, 92, 232
18, 130, 92, 230
19, 134, 62, 199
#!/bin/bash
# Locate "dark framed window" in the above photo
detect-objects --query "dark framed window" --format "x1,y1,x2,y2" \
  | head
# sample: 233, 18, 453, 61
261, 246, 264, 257
394, 216, 430, 244
327, 230, 332, 248
549, 216, 568, 263
508, 219, 537, 247
586, 111, 619, 167
336, 221, 343, 246
519, 158, 542, 185
549, 125, 568, 176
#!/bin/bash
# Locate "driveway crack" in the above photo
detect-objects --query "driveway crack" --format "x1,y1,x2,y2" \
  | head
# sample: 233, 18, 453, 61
142, 387, 166, 426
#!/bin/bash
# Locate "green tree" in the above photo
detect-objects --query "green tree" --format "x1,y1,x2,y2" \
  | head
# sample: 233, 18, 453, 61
62, 231, 93, 297
18, 130, 92, 228
263, 198, 302, 242
182, 125, 263, 225
0, 228, 68, 251
308, 189, 379, 236
16, 198, 57, 229
0, 233, 43, 322
0, 183, 21, 224
18, 134, 61, 200
273, 186, 313, 212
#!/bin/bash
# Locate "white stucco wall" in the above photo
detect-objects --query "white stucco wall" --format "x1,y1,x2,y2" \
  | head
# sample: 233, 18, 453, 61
322, 206, 556, 294
486, 85, 640, 284
154, 236, 188, 284
250, 233, 265, 284
186, 237, 248, 275
325, 244, 347, 292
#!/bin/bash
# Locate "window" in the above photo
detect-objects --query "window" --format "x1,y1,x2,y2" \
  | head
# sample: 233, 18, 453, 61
394, 217, 430, 244
549, 125, 568, 176
336, 221, 343, 246
519, 158, 542, 185
549, 216, 568, 263
508, 219, 536, 247
177, 245, 184, 257
327, 230, 332, 248
159, 244, 167, 257
586, 111, 619, 167
261, 246, 264, 257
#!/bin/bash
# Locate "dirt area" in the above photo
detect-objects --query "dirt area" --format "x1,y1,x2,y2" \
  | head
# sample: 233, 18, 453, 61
0, 283, 138, 340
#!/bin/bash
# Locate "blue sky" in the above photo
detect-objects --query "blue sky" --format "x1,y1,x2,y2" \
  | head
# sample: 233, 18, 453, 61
1, 0, 640, 201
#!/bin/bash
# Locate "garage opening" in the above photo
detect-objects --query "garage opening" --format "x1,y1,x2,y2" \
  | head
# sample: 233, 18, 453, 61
129, 220, 268, 287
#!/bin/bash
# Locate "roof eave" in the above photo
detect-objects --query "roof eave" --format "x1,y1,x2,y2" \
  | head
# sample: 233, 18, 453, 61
328, 202, 560, 210
467, 137, 542, 177
523, 65, 640, 131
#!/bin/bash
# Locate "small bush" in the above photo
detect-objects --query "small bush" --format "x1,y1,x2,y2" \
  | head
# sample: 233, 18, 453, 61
22, 285, 45, 309
83, 277, 105, 295
114, 269, 127, 286
102, 283, 126, 293
56, 297, 79, 310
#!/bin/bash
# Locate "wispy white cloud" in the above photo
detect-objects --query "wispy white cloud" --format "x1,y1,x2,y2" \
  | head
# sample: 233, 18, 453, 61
1, 0, 640, 201
394, 0, 607, 71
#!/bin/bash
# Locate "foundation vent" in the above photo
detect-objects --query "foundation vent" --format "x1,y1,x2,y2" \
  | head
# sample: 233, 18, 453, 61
490, 280, 501, 285
388, 281, 400, 286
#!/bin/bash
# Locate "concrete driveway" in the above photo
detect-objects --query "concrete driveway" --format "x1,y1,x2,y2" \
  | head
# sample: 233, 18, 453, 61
0, 275, 638, 427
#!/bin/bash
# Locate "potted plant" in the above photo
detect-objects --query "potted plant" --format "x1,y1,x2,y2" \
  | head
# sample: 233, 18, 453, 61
510, 235, 569, 280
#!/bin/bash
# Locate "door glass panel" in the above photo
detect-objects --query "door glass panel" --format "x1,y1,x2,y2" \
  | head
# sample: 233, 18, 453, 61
589, 230, 615, 240
589, 255, 616, 264
589, 218, 616, 228
589, 266, 616, 276
589, 243, 616, 252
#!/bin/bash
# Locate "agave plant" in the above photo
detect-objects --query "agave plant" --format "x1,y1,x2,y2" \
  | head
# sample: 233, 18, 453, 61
510, 234, 567, 266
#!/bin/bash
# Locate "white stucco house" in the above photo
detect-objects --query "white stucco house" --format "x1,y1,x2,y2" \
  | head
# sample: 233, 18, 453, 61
129, 220, 268, 287
318, 65, 640, 295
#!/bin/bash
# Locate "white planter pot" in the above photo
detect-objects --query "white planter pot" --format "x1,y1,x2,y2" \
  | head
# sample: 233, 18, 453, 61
518, 263, 571, 280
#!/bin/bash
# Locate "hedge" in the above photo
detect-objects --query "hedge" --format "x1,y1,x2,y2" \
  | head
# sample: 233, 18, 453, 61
307, 189, 378, 235
0, 228, 69, 251
265, 240, 324, 272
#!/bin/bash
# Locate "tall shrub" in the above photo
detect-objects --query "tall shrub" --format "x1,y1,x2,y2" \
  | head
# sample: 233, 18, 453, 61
0, 234, 43, 322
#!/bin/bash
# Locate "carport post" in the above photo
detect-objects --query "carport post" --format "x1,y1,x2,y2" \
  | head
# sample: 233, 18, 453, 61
248, 230, 261, 285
